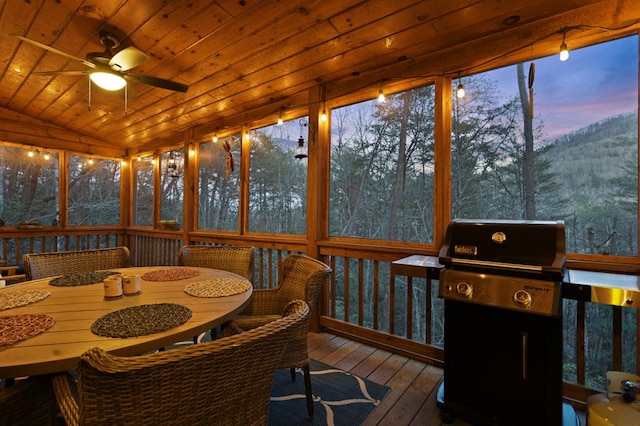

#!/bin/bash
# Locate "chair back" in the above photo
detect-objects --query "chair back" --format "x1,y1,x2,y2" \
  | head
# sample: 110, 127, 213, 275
275, 255, 331, 368
178, 245, 255, 281
276, 254, 332, 312
54, 300, 309, 426
23, 247, 130, 280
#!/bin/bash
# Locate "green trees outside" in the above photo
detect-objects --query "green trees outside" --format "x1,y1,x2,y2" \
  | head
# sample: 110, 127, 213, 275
0, 146, 59, 227
248, 121, 308, 235
68, 155, 121, 226
198, 134, 241, 231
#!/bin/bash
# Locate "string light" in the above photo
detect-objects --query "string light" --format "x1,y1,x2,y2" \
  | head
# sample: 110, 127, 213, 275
559, 30, 569, 61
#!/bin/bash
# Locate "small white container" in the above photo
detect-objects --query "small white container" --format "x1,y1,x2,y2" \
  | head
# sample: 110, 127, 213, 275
103, 275, 123, 298
122, 275, 141, 295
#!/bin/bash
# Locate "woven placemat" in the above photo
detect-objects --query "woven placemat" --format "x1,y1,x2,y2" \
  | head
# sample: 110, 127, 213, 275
49, 271, 120, 287
91, 303, 192, 338
184, 278, 251, 298
141, 268, 201, 281
0, 314, 55, 346
0, 289, 51, 311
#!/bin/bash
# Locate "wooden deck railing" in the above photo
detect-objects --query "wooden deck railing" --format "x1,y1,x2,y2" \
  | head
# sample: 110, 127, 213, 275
0, 227, 126, 266
1, 228, 635, 405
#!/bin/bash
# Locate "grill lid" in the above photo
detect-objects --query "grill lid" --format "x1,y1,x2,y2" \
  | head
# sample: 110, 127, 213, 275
438, 219, 566, 278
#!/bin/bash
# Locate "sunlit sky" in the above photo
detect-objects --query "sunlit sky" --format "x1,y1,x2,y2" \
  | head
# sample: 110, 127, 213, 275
488, 35, 638, 143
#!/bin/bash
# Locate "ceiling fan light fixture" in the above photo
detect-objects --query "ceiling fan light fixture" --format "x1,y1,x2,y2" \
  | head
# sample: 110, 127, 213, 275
90, 71, 126, 91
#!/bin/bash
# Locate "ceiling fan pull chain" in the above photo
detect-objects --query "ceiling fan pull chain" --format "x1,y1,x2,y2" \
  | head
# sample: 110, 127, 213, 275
124, 84, 128, 116
88, 78, 92, 112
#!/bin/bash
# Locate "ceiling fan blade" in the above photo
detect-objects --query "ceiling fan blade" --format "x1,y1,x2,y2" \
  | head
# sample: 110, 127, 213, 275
33, 70, 89, 76
109, 46, 148, 71
13, 35, 96, 69
124, 73, 188, 93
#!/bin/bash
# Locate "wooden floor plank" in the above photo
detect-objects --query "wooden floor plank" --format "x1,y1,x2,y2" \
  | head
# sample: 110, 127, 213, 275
363, 358, 425, 425
333, 342, 377, 372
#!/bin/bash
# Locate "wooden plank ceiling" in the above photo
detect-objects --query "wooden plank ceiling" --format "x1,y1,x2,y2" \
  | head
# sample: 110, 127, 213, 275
0, 0, 638, 157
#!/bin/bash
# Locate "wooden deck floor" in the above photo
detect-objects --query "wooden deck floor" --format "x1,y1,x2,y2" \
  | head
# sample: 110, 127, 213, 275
308, 332, 587, 426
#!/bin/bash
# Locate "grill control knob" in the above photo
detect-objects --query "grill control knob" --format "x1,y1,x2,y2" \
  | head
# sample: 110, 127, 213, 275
513, 290, 533, 308
456, 282, 473, 298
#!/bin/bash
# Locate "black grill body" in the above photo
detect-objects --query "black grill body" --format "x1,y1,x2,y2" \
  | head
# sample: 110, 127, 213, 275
438, 219, 569, 426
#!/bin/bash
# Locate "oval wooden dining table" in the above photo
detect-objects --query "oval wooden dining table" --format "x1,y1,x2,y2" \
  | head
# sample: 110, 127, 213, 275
0, 266, 252, 379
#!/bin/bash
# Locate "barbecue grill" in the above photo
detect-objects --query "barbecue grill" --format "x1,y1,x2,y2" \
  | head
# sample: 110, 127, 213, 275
436, 219, 579, 425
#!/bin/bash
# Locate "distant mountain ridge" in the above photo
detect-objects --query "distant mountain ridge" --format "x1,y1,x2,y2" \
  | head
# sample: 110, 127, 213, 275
542, 110, 638, 205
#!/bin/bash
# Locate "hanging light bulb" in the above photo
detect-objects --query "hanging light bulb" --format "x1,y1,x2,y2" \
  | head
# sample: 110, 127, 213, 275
213, 134, 218, 143
277, 108, 283, 125
559, 42, 569, 61
27, 149, 35, 158
320, 100, 328, 122
44, 153, 50, 160
456, 83, 465, 99
377, 88, 385, 103
559, 29, 569, 61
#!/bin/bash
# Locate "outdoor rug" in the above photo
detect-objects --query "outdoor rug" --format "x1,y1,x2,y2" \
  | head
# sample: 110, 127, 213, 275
269, 359, 390, 426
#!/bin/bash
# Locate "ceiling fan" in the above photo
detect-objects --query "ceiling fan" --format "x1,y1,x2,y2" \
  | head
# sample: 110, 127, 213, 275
14, 31, 188, 93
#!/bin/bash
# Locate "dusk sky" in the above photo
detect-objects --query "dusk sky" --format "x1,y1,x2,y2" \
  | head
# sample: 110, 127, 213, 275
489, 34, 638, 143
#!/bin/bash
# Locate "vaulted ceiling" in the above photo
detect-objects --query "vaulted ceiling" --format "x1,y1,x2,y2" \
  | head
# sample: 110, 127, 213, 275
0, 0, 638, 158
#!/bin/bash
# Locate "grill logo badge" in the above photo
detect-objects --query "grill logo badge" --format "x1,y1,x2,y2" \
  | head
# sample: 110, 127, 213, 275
491, 231, 507, 244
454, 245, 477, 255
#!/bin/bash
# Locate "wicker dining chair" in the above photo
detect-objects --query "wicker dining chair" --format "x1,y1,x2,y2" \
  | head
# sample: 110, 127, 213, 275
23, 247, 131, 281
51, 300, 310, 426
0, 376, 57, 426
178, 245, 255, 281
221, 254, 332, 419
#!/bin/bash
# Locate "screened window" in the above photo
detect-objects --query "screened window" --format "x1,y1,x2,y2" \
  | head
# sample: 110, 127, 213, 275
160, 149, 184, 228
248, 119, 308, 234
68, 155, 120, 226
451, 35, 638, 257
133, 156, 154, 226
329, 85, 436, 242
198, 134, 241, 231
0, 146, 59, 227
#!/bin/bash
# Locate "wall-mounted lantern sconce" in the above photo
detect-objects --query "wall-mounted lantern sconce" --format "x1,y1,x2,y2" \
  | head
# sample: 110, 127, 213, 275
295, 119, 309, 159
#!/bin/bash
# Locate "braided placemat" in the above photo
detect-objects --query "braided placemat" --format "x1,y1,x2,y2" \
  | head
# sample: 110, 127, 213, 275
0, 314, 55, 346
184, 278, 251, 298
0, 289, 51, 311
49, 271, 120, 287
141, 268, 201, 281
91, 303, 192, 338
